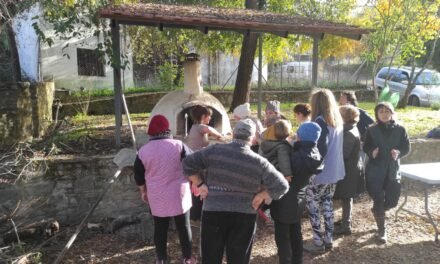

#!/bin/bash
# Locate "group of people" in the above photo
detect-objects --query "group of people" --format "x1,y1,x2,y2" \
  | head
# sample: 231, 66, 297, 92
133, 88, 410, 264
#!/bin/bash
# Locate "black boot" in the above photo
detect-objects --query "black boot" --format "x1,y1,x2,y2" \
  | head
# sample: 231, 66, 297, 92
335, 198, 352, 235
334, 222, 351, 235
373, 214, 387, 243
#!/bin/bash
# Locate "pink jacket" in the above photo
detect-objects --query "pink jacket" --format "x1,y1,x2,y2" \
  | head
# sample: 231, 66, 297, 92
138, 138, 192, 217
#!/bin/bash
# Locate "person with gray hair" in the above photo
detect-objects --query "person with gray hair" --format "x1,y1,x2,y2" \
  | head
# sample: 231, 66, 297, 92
183, 119, 289, 264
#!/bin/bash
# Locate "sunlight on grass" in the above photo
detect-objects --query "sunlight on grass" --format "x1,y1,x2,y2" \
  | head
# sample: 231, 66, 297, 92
249, 101, 439, 138
68, 102, 438, 139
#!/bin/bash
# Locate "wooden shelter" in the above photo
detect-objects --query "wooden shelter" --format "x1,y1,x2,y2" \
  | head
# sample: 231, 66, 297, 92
99, 3, 370, 146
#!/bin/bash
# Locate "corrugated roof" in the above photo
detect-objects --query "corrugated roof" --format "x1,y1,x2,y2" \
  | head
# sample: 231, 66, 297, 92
99, 3, 370, 40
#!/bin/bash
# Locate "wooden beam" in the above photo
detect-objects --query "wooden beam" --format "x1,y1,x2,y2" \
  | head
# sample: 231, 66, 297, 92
111, 19, 122, 147
257, 34, 263, 119
103, 13, 370, 36
330, 32, 362, 40
272, 31, 289, 38
197, 26, 209, 34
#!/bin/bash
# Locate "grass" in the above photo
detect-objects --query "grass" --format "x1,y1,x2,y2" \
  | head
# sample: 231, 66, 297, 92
63, 102, 438, 141
70, 86, 173, 97
252, 102, 439, 138
68, 80, 366, 97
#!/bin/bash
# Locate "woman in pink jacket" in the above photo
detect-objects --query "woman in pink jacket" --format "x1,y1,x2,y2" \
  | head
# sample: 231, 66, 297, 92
134, 115, 196, 264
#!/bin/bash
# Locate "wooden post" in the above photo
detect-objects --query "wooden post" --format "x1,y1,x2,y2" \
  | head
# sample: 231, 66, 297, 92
111, 19, 122, 147
312, 35, 319, 87
258, 34, 263, 119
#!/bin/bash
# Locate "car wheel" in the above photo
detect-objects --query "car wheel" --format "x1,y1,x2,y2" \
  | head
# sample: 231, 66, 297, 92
408, 95, 420, 106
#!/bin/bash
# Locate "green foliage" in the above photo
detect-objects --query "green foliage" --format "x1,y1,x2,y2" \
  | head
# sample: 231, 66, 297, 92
417, 39, 440, 71
431, 102, 440, 111
71, 86, 168, 97
204, 84, 235, 91
0, 0, 37, 25
158, 61, 181, 88
361, 0, 440, 76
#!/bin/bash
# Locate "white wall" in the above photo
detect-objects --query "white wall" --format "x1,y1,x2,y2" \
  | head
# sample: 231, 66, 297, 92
40, 28, 134, 91
13, 4, 40, 81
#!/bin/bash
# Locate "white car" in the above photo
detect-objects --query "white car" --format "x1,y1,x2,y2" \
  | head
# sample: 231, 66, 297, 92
374, 67, 440, 106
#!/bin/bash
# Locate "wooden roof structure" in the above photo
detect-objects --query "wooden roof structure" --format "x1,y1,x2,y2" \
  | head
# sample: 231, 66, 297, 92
99, 3, 370, 146
99, 3, 370, 40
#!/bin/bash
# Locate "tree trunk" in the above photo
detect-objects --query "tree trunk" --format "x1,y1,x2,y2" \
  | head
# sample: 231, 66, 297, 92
174, 59, 183, 86
397, 36, 439, 109
230, 0, 259, 112
6, 22, 21, 82
371, 65, 379, 101
230, 33, 259, 111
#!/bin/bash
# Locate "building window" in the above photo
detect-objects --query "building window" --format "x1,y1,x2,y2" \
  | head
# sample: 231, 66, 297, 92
77, 48, 105, 77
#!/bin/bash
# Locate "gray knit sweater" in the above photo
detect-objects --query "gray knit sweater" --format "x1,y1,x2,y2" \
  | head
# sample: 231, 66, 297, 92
183, 142, 289, 214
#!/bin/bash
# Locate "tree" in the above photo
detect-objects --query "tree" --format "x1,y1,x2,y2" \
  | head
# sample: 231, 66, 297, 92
230, 0, 260, 111
361, 0, 440, 106
229, 0, 360, 110
361, 0, 406, 100
396, 1, 439, 108
417, 38, 440, 72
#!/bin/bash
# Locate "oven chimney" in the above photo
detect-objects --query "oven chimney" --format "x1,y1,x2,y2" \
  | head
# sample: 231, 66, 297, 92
183, 53, 203, 95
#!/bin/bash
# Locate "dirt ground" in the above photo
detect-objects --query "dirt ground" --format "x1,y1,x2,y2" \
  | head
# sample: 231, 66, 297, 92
4, 116, 439, 263
43, 184, 439, 264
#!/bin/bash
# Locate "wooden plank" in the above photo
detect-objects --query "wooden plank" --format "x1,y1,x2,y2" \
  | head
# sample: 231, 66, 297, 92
111, 20, 122, 147
312, 35, 319, 87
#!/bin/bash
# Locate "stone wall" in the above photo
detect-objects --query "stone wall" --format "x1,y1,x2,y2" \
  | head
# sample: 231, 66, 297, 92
32, 82, 55, 137
57, 89, 376, 117
401, 139, 440, 164
0, 155, 145, 225
0, 82, 33, 144
0, 82, 55, 145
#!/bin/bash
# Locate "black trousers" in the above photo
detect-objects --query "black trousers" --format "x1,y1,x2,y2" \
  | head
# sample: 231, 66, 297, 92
153, 211, 192, 261
367, 175, 401, 217
201, 211, 256, 264
274, 221, 303, 264
190, 194, 203, 221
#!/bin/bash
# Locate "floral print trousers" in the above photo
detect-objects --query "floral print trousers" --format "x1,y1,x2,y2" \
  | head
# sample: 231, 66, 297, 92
306, 180, 336, 246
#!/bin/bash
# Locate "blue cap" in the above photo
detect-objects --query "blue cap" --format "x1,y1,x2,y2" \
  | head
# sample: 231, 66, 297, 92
297, 121, 321, 143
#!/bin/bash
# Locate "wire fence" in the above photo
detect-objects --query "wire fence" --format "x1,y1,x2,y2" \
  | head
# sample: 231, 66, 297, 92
132, 55, 372, 91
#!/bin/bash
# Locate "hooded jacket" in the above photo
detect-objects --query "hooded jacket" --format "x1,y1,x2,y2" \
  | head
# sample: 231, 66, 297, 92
259, 138, 293, 177
270, 141, 323, 224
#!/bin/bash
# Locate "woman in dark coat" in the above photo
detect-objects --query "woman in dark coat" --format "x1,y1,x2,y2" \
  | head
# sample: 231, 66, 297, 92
363, 102, 410, 243
333, 105, 362, 235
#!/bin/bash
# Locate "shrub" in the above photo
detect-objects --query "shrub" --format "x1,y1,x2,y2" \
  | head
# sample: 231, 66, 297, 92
158, 62, 181, 89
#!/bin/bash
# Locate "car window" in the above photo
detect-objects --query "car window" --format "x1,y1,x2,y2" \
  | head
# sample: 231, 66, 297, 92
378, 69, 391, 79
401, 72, 409, 81
416, 72, 440, 85
391, 71, 409, 83
390, 73, 401, 82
